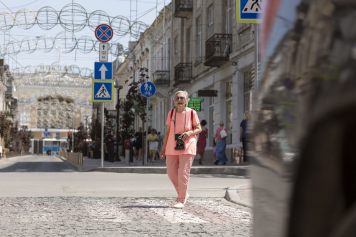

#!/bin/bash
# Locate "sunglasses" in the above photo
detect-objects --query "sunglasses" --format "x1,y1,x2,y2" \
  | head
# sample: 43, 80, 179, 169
174, 96, 186, 101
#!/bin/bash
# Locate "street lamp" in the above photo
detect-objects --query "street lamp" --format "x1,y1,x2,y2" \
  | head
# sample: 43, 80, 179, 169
114, 79, 123, 162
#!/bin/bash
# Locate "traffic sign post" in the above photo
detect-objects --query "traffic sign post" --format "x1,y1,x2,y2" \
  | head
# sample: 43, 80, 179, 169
140, 82, 156, 166
236, 0, 262, 23
99, 43, 109, 62
94, 62, 112, 80
94, 24, 114, 168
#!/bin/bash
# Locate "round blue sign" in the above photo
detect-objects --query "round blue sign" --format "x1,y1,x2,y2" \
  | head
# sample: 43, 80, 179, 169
140, 82, 156, 98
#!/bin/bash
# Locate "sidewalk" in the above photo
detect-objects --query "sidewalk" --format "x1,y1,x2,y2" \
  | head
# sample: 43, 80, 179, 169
59, 155, 249, 176
225, 184, 253, 208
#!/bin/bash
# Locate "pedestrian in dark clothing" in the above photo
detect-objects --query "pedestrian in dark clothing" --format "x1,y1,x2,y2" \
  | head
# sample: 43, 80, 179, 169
134, 127, 143, 160
240, 112, 250, 164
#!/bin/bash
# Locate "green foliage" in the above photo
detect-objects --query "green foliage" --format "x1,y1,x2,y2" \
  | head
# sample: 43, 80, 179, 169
16, 125, 34, 152
74, 123, 86, 147
0, 111, 11, 139
119, 99, 135, 141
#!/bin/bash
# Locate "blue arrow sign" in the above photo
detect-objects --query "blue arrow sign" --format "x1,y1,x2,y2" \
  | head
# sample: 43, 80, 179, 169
140, 81, 156, 98
94, 62, 112, 80
237, 0, 262, 23
92, 80, 114, 102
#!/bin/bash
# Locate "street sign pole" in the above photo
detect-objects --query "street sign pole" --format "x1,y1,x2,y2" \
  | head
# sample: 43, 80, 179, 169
144, 98, 148, 166
94, 23, 114, 168
101, 103, 104, 168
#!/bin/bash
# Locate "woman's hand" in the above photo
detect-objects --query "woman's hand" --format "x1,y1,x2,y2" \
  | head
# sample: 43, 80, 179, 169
159, 148, 166, 160
180, 131, 193, 141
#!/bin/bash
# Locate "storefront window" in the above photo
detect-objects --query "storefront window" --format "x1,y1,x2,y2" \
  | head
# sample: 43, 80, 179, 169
226, 81, 233, 143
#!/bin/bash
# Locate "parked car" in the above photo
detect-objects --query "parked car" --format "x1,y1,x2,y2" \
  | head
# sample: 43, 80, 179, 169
251, 0, 356, 236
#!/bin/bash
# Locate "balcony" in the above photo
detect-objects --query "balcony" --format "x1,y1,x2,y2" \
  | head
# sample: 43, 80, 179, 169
174, 0, 193, 18
174, 63, 192, 87
153, 70, 170, 86
204, 34, 232, 67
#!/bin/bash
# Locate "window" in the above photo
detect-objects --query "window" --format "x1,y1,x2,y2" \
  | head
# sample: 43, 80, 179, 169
244, 71, 252, 112
167, 38, 170, 70
226, 0, 232, 34
174, 37, 178, 55
161, 47, 164, 70
187, 28, 192, 62
197, 17, 202, 61
226, 81, 233, 143
208, 7, 214, 38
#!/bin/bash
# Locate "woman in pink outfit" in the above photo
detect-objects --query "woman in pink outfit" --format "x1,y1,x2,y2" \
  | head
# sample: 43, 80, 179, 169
159, 91, 202, 209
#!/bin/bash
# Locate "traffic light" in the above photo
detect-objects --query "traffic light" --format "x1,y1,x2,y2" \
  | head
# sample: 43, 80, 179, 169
67, 132, 71, 138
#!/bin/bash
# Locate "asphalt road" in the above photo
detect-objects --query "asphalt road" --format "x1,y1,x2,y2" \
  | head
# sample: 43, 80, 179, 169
0, 154, 75, 172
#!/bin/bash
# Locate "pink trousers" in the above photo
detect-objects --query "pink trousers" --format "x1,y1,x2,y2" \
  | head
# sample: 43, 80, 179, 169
166, 154, 195, 203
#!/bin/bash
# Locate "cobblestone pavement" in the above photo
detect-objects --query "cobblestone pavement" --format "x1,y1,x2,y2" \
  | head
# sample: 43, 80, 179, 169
0, 197, 252, 236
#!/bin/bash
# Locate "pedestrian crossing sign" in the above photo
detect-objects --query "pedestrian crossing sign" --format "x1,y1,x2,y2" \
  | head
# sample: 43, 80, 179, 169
237, 0, 262, 23
92, 80, 114, 102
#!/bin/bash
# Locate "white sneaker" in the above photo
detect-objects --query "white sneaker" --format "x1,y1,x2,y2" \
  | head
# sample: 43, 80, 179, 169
173, 202, 184, 209
184, 193, 190, 204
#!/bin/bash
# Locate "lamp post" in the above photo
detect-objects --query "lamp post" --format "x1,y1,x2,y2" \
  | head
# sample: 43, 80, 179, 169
114, 79, 123, 162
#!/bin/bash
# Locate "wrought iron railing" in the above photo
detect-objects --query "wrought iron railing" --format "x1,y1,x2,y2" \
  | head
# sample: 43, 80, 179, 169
175, 0, 193, 14
174, 63, 192, 83
153, 70, 170, 85
205, 34, 232, 60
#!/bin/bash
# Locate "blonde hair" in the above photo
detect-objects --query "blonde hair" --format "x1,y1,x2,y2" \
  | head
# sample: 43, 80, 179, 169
219, 121, 224, 126
243, 112, 250, 120
173, 91, 190, 103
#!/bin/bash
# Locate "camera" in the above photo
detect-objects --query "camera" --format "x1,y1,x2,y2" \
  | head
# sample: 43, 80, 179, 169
174, 134, 185, 150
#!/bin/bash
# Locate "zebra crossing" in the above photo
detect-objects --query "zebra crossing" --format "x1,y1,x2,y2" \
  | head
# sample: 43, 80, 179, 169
0, 197, 252, 236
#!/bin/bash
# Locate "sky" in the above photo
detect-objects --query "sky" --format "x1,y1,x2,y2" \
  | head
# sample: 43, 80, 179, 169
0, 0, 168, 71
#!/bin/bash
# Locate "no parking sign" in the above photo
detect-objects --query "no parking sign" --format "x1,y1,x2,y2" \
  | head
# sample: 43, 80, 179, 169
95, 24, 113, 42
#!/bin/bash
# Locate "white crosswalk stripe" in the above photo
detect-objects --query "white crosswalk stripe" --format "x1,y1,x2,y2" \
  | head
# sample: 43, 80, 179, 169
136, 199, 208, 223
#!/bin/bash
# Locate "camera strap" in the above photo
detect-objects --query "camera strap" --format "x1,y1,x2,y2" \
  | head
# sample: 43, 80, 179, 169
173, 108, 186, 137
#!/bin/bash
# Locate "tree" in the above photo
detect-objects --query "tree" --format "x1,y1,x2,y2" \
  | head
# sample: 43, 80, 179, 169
17, 126, 33, 152
74, 122, 86, 149
0, 111, 12, 147
119, 99, 135, 142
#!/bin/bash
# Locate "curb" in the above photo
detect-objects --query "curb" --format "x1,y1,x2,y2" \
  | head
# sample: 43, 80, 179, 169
88, 167, 249, 176
56, 155, 82, 171
225, 185, 252, 208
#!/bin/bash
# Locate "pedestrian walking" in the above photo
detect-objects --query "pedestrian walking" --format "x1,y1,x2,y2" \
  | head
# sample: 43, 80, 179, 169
196, 120, 208, 165
212, 137, 217, 161
214, 121, 230, 165
148, 128, 159, 163
159, 91, 202, 209
134, 127, 143, 160
240, 111, 250, 164
144, 126, 151, 161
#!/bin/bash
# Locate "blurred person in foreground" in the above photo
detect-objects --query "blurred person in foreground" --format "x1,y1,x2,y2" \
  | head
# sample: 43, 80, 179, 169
159, 91, 202, 209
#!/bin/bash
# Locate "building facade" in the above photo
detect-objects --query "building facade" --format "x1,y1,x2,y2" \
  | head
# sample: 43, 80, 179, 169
113, 0, 256, 163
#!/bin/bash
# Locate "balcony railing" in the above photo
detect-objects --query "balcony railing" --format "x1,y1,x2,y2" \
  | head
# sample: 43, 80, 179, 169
174, 0, 193, 18
153, 70, 170, 86
174, 63, 192, 87
204, 34, 232, 67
